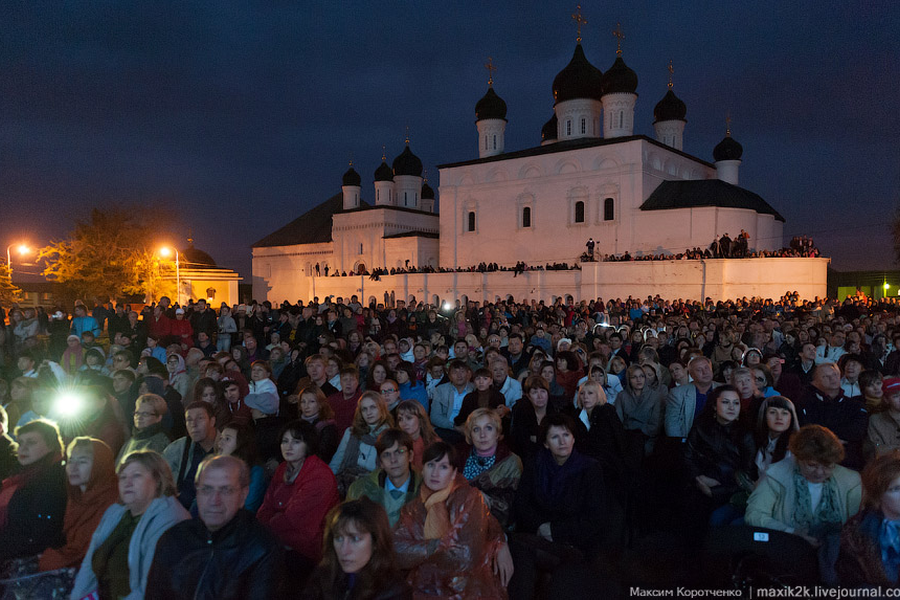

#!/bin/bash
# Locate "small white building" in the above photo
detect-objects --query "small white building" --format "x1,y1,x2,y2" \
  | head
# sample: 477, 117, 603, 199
252, 39, 813, 304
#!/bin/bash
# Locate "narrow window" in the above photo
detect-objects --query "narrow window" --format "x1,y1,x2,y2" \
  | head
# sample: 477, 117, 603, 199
376, 189, 380, 202
581, 118, 586, 134
404, 192, 408, 206
359, 243, 363, 254
619, 111, 624, 128
485, 136, 488, 150
604, 197, 614, 221
493, 135, 497, 149
522, 207, 531, 228
574, 201, 585, 223
467, 211, 476, 232
566, 120, 572, 136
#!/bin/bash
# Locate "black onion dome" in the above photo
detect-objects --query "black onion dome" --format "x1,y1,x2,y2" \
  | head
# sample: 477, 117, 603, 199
342, 166, 361, 186
392, 145, 423, 177
552, 44, 604, 105
475, 86, 508, 121
374, 161, 393, 181
541, 113, 558, 142
713, 135, 743, 161
602, 56, 638, 95
421, 181, 435, 200
181, 245, 216, 267
653, 89, 687, 123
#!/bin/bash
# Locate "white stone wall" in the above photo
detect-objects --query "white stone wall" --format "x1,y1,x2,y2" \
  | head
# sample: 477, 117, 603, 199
252, 241, 333, 302
295, 257, 828, 306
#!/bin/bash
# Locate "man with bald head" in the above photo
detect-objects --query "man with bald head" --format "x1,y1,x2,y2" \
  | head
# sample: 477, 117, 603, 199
797, 363, 868, 469
665, 356, 718, 440
146, 455, 284, 598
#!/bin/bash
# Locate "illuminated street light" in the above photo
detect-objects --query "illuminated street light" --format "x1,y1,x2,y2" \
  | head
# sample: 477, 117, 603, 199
6, 243, 31, 277
159, 246, 181, 305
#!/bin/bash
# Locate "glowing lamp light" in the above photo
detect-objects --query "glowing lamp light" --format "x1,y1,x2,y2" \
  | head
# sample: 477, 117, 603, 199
442, 301, 452, 311
54, 392, 86, 419
884, 282, 891, 291
15, 244, 29, 255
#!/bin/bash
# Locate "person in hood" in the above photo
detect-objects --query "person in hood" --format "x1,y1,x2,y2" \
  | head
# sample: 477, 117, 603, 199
40, 437, 119, 571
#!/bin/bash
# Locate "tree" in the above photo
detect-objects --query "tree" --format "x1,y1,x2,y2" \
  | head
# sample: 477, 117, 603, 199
0, 262, 22, 305
40, 207, 177, 301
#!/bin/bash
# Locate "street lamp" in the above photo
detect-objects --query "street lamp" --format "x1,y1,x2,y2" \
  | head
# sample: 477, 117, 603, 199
159, 246, 180, 305
6, 243, 31, 277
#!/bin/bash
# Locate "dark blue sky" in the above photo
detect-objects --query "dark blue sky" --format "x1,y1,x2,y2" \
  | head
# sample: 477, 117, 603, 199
2, 1, 898, 277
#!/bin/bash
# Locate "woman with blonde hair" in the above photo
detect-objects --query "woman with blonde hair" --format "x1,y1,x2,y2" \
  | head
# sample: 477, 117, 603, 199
70, 450, 190, 600
457, 408, 523, 528
329, 391, 394, 495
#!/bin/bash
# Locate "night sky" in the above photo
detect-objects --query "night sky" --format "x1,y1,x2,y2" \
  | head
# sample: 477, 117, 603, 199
2, 1, 898, 279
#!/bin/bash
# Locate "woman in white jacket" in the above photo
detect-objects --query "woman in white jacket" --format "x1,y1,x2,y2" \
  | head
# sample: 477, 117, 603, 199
70, 450, 189, 600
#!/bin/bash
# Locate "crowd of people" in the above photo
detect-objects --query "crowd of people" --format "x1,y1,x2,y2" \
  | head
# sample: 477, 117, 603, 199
599, 235, 820, 262
0, 289, 899, 597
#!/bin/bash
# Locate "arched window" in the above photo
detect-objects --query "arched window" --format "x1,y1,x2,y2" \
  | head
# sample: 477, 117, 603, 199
618, 111, 624, 128
604, 197, 614, 221
574, 201, 585, 223
566, 120, 572, 136
404, 192, 408, 206
522, 206, 531, 228
359, 243, 364, 254
581, 118, 586, 134
484, 136, 488, 150
376, 188, 380, 202
493, 135, 497, 149
468, 211, 476, 232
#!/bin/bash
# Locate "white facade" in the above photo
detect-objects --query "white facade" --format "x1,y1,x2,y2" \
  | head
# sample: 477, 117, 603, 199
436, 137, 783, 269
476, 118, 506, 158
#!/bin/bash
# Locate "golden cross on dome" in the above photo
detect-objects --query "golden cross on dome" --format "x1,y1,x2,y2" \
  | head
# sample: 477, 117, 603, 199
405, 125, 410, 145
381, 145, 386, 161
484, 57, 497, 86
423, 167, 429, 183
725, 113, 732, 136
668, 60, 674, 88
613, 22, 625, 55
348, 152, 354, 167
572, 5, 587, 43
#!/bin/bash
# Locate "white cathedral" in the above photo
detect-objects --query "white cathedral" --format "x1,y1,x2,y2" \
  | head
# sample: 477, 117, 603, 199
251, 34, 825, 305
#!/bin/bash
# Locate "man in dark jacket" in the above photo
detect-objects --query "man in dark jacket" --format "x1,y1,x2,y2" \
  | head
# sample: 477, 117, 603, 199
146, 455, 284, 599
797, 363, 869, 470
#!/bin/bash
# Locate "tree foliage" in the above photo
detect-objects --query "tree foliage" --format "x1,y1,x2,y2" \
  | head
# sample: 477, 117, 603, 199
0, 262, 22, 305
40, 207, 177, 301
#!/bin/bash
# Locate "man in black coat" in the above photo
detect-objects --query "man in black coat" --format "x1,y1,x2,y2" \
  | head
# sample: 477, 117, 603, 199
796, 363, 869, 470
146, 455, 284, 599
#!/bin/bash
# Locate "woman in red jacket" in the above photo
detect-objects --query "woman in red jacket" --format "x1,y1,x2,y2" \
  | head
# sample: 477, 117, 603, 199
257, 420, 340, 581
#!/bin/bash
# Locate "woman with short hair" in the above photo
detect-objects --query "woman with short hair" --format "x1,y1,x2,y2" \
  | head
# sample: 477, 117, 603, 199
0, 419, 67, 561
837, 451, 900, 585
457, 408, 523, 529
746, 425, 862, 547
257, 420, 340, 576
510, 414, 607, 599
70, 450, 190, 600
394, 441, 512, 598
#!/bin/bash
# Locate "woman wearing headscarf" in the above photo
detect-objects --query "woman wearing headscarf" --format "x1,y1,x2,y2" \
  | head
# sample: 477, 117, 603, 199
40, 437, 119, 571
